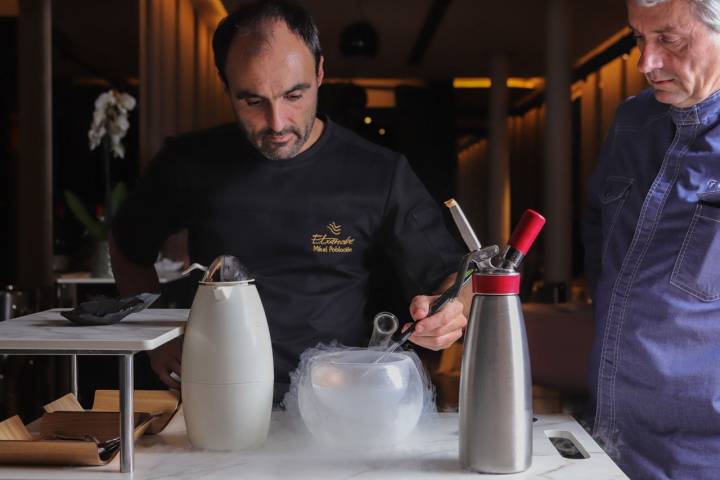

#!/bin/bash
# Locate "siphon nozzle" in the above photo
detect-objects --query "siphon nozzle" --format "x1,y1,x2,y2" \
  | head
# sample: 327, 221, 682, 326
500, 209, 546, 270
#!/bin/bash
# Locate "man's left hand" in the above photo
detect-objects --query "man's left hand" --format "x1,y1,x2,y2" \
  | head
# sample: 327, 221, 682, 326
406, 294, 467, 350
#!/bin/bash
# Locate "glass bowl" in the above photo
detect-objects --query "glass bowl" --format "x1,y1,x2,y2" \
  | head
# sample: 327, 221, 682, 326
297, 349, 424, 447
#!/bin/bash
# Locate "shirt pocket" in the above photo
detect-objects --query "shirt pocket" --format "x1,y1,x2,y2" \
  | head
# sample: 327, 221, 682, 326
599, 176, 634, 260
670, 193, 720, 302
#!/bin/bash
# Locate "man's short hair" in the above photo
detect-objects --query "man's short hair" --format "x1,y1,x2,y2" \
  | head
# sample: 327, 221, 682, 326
632, 0, 720, 33
212, 0, 323, 87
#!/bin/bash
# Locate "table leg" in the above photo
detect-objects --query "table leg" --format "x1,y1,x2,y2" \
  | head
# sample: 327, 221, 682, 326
70, 354, 78, 400
70, 284, 78, 307
119, 354, 134, 473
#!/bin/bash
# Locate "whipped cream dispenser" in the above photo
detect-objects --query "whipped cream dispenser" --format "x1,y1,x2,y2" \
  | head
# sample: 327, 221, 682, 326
181, 255, 274, 450
443, 203, 545, 474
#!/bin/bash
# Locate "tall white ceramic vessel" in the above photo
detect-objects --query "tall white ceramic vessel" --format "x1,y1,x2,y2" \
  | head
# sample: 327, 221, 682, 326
182, 279, 273, 450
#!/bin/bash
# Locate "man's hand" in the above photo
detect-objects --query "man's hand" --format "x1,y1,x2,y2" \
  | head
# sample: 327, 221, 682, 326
148, 336, 183, 389
406, 294, 467, 350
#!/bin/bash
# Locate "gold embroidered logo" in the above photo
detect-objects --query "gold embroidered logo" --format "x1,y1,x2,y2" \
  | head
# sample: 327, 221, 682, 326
311, 222, 354, 254
327, 222, 342, 235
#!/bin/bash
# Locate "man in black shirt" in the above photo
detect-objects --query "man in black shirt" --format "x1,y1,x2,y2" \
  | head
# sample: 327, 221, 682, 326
110, 0, 468, 393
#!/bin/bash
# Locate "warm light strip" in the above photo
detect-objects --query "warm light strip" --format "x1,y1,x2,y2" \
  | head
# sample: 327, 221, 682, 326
325, 77, 541, 90
453, 78, 491, 88
0, 0, 19, 16
192, 0, 228, 28
453, 77, 542, 90
575, 26, 633, 68
571, 83, 583, 101
507, 78, 542, 89
324, 78, 427, 88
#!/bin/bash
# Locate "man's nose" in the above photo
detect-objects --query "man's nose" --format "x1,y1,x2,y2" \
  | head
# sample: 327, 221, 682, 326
266, 103, 286, 133
637, 43, 663, 74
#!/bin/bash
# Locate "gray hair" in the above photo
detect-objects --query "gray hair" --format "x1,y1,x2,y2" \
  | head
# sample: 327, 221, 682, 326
633, 0, 720, 33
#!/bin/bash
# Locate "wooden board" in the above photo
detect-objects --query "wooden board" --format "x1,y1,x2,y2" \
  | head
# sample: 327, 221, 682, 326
0, 391, 174, 466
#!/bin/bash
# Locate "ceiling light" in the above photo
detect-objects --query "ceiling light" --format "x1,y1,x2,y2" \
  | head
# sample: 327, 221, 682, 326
453, 77, 542, 90
340, 22, 379, 58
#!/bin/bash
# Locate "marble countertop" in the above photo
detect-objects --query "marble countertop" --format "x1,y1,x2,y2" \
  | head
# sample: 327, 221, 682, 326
0, 409, 627, 479
0, 309, 188, 352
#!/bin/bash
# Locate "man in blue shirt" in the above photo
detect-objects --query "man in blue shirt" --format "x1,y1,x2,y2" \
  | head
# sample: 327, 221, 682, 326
584, 0, 720, 477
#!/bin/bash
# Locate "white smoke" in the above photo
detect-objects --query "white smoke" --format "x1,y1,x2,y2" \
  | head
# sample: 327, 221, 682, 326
281, 341, 437, 449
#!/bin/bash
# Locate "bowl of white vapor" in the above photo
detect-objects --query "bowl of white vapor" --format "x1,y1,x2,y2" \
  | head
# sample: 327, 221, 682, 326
297, 349, 425, 447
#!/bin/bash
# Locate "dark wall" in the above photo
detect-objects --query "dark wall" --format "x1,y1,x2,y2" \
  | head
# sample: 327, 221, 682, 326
0, 18, 17, 285
319, 82, 457, 202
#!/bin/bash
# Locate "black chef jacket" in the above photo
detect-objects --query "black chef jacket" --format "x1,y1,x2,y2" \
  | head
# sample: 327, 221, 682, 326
112, 117, 465, 387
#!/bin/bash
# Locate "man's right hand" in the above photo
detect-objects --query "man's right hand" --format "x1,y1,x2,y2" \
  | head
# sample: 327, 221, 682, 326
148, 336, 183, 390
109, 232, 181, 388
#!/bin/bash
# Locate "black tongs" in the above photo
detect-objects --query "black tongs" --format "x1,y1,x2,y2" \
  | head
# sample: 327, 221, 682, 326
393, 245, 499, 346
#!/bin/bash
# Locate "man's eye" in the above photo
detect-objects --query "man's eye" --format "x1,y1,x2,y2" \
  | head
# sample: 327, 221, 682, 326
286, 93, 302, 102
660, 35, 680, 45
245, 98, 262, 106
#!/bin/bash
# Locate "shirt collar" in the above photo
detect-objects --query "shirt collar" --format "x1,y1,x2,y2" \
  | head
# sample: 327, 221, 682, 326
670, 89, 720, 126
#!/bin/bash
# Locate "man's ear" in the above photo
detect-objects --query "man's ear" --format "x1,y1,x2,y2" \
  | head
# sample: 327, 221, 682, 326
317, 56, 325, 86
220, 71, 231, 98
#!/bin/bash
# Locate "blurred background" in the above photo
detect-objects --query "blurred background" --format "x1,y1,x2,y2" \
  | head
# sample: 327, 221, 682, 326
1, 0, 642, 419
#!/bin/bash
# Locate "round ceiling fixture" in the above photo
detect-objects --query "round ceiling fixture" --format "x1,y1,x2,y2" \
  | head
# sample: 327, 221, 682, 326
339, 21, 379, 58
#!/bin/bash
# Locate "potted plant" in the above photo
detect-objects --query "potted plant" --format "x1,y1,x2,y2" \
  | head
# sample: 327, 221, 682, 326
64, 90, 135, 278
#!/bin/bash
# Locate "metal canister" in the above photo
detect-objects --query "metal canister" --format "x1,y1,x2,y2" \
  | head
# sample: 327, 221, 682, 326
459, 270, 532, 473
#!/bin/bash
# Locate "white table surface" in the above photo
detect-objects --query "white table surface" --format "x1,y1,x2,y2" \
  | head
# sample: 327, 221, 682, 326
0, 309, 188, 352
0, 410, 627, 479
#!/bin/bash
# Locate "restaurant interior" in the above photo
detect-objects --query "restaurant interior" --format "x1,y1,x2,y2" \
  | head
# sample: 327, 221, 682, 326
0, 0, 643, 436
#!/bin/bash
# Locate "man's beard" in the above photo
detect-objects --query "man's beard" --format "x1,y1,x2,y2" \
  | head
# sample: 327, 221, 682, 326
241, 110, 316, 161
256, 124, 311, 160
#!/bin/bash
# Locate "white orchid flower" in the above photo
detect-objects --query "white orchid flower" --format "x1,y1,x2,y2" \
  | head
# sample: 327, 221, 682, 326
88, 89, 136, 158
114, 116, 130, 133
94, 91, 115, 110
92, 109, 106, 126
112, 142, 125, 158
88, 124, 106, 150
118, 93, 136, 111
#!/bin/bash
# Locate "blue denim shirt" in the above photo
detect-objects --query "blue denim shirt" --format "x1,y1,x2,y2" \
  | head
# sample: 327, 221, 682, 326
584, 88, 720, 479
